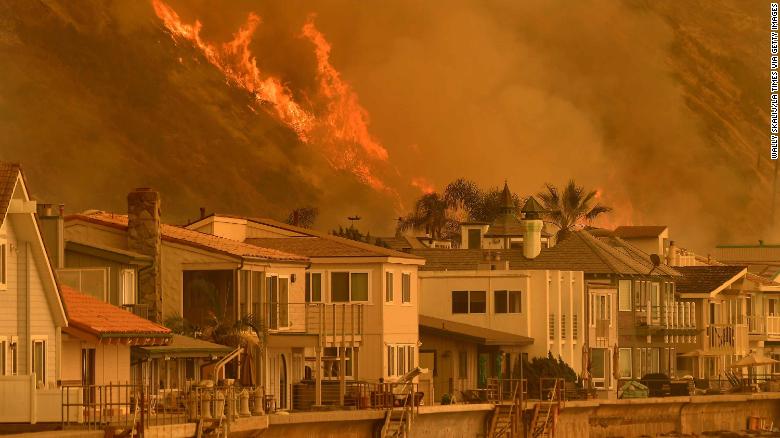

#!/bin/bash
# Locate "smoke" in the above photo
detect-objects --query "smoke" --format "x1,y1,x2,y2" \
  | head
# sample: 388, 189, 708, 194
0, 0, 770, 250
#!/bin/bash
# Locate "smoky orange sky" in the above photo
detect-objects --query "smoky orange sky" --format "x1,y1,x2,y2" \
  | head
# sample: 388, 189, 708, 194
0, 0, 770, 252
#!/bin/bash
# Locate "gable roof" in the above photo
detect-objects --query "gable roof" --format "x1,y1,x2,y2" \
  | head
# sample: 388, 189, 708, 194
674, 266, 747, 295
613, 226, 668, 238
413, 230, 679, 276
197, 214, 422, 260
66, 212, 308, 263
60, 285, 170, 343
0, 161, 67, 327
0, 162, 22, 228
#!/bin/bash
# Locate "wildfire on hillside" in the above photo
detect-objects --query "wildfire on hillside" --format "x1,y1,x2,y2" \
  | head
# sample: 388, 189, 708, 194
152, 0, 393, 194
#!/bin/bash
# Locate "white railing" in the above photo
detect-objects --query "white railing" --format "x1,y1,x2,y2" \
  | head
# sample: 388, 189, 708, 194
264, 302, 364, 341
638, 301, 696, 328
707, 324, 748, 355
747, 315, 780, 337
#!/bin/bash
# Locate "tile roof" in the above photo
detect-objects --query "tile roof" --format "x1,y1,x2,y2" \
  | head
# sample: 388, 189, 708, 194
223, 215, 422, 259
419, 315, 533, 346
413, 230, 679, 276
692, 253, 780, 288
67, 212, 308, 262
613, 226, 668, 238
0, 162, 21, 228
674, 266, 747, 294
60, 285, 170, 339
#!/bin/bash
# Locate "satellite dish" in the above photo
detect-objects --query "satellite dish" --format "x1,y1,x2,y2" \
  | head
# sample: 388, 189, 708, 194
648, 253, 661, 275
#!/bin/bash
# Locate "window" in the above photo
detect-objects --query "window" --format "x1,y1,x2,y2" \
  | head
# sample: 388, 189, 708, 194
0, 241, 6, 287
0, 339, 5, 376
331, 272, 369, 302
398, 346, 406, 375
458, 351, 468, 379
385, 272, 394, 302
468, 229, 481, 249
618, 348, 632, 378
120, 269, 136, 306
305, 272, 322, 302
251, 272, 263, 317
32, 339, 46, 385
452, 291, 469, 314
469, 291, 486, 313
266, 275, 289, 329
387, 345, 395, 376
494, 290, 521, 314
591, 294, 611, 325
408, 346, 415, 371
402, 273, 411, 303
57, 268, 108, 302
573, 314, 578, 340
591, 348, 607, 388
324, 347, 353, 378
239, 270, 249, 317
618, 280, 631, 311
9, 339, 17, 375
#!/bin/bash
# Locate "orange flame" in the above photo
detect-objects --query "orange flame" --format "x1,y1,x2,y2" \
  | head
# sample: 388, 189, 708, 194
151, 1, 393, 193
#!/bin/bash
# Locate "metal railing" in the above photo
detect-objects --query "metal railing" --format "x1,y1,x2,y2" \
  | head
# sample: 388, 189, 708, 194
290, 380, 422, 411
121, 303, 150, 320
61, 382, 265, 435
486, 378, 527, 404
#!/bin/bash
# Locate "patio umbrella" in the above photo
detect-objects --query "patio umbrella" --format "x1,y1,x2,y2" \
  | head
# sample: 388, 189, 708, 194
240, 350, 255, 386
729, 352, 780, 368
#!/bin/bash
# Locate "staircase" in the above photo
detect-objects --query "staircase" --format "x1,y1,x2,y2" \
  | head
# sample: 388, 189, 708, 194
381, 383, 416, 438
486, 378, 524, 438
488, 403, 516, 437
530, 379, 563, 438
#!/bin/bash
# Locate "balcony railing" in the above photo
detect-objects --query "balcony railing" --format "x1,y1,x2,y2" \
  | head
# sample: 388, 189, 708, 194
121, 303, 150, 320
706, 324, 748, 354
636, 301, 696, 329
261, 302, 364, 342
747, 315, 780, 337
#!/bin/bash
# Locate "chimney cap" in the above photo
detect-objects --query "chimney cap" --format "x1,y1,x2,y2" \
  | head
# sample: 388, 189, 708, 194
521, 196, 546, 220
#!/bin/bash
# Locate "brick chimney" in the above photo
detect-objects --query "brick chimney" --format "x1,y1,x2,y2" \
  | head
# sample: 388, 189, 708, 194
521, 196, 545, 259
127, 188, 162, 322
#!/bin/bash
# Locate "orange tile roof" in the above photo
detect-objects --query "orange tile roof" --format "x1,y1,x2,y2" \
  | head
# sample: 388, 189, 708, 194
60, 285, 171, 339
67, 212, 308, 263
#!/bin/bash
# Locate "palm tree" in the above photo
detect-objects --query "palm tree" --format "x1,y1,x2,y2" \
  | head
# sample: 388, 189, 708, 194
286, 206, 318, 228
443, 178, 522, 223
397, 192, 457, 242
537, 180, 611, 240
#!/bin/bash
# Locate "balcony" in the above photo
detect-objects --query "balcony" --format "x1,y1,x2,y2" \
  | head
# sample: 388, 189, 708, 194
636, 301, 696, 330
262, 302, 364, 346
706, 324, 748, 355
747, 315, 780, 339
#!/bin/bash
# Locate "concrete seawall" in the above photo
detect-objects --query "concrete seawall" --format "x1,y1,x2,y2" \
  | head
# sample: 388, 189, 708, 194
558, 393, 780, 437
263, 404, 493, 438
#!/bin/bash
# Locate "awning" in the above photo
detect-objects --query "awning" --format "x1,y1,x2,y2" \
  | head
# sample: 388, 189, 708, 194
419, 315, 533, 347
133, 334, 234, 359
